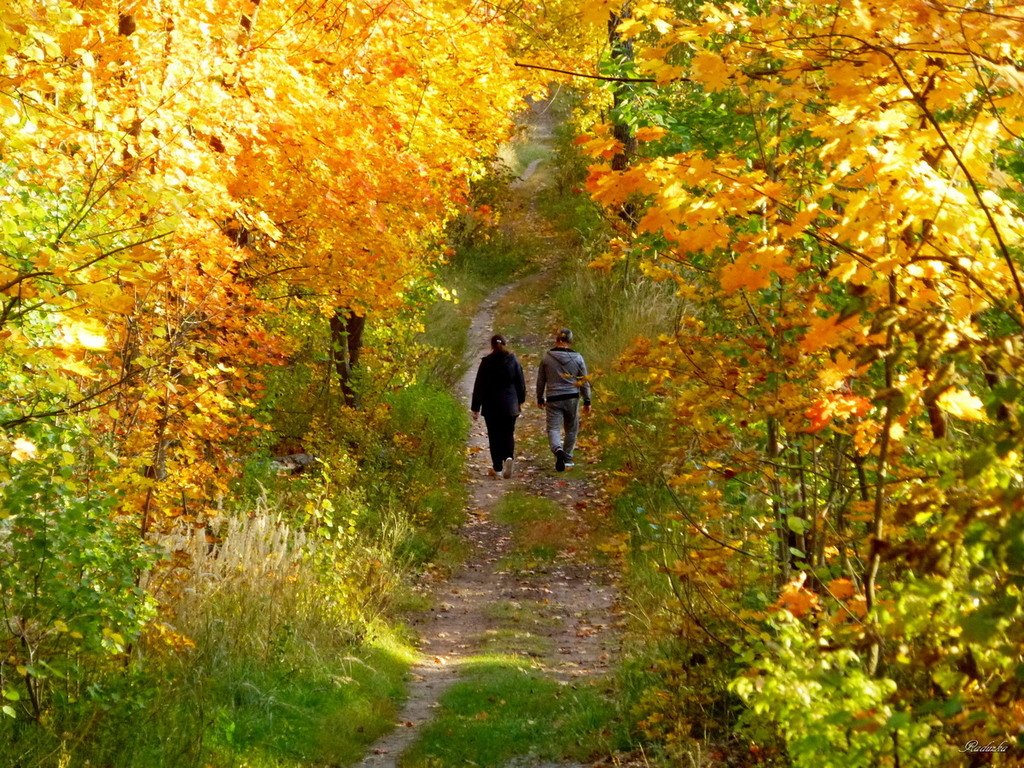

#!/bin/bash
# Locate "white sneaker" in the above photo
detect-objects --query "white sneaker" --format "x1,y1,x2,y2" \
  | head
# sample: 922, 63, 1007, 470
502, 457, 514, 479
564, 458, 575, 469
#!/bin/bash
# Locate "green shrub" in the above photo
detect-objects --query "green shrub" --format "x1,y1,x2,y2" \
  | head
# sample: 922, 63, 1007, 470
0, 421, 155, 725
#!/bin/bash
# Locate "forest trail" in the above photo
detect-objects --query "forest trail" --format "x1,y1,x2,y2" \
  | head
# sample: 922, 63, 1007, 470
357, 105, 619, 768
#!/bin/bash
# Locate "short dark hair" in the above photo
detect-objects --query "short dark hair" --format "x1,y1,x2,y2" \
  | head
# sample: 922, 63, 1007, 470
556, 328, 573, 343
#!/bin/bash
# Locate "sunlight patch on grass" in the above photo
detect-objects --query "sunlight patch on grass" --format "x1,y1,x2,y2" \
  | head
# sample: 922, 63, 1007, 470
197, 630, 417, 768
399, 654, 618, 768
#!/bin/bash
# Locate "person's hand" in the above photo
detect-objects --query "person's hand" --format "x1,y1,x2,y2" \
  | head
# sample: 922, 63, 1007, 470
583, 404, 592, 416
537, 402, 545, 410
472, 411, 479, 421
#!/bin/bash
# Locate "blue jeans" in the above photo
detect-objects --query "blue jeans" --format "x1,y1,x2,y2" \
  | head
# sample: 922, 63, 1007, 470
545, 398, 579, 458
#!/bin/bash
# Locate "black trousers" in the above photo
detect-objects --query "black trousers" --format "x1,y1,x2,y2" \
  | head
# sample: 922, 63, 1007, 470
483, 413, 518, 471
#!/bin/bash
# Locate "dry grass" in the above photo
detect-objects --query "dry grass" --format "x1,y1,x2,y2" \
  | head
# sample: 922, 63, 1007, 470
559, 269, 680, 372
148, 496, 391, 663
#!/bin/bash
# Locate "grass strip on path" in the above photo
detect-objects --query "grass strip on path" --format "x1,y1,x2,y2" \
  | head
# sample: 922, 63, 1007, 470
399, 653, 617, 768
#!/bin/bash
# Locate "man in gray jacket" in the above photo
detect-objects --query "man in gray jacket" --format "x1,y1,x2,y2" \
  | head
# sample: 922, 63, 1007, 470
536, 328, 592, 471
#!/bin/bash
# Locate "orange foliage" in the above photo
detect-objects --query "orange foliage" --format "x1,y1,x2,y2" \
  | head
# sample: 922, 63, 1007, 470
1, 0, 551, 531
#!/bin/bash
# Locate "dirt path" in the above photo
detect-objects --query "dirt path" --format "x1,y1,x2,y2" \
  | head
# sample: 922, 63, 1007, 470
356, 105, 618, 768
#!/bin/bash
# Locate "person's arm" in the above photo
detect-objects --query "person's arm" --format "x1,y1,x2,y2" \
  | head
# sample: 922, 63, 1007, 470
471, 359, 485, 417
535, 352, 547, 406
514, 356, 526, 406
579, 354, 592, 411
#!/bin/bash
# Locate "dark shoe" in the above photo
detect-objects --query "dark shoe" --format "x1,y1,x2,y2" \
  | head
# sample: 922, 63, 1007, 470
563, 457, 575, 469
555, 448, 566, 472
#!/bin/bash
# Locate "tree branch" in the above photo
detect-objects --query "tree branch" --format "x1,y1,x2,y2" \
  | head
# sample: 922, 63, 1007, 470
514, 61, 657, 83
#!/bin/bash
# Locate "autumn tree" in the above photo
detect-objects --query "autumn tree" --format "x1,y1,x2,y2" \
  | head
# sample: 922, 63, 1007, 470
1, 0, 544, 723
565, 0, 1024, 762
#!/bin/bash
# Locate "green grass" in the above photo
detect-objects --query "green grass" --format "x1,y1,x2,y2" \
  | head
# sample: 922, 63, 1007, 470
400, 654, 620, 768
479, 626, 553, 659
492, 489, 563, 527
491, 491, 569, 568
203, 634, 416, 767
2, 629, 417, 768
422, 229, 542, 388
512, 142, 551, 175
481, 599, 563, 659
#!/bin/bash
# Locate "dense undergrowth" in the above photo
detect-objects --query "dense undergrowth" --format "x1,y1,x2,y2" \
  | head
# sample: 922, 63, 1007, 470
0, 338, 467, 766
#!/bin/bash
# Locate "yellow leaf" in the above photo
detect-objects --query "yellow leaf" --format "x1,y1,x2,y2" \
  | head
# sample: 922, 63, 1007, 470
652, 62, 686, 84
719, 254, 771, 293
650, 17, 673, 35
102, 293, 136, 315
582, 0, 618, 26
59, 320, 108, 350
777, 206, 818, 240
638, 206, 679, 236
57, 357, 100, 379
11, 437, 37, 462
616, 18, 646, 39
634, 125, 667, 142
936, 389, 987, 421
691, 51, 731, 91
578, 135, 623, 160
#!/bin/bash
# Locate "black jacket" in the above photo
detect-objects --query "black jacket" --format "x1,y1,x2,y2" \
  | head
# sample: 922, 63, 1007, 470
471, 350, 526, 417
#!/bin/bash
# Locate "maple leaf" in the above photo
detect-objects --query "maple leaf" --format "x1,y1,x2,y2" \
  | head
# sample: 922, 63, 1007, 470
799, 314, 857, 354
777, 206, 818, 240
616, 18, 646, 38
634, 126, 667, 142
719, 254, 771, 293
638, 206, 680, 236
580, 0, 621, 26
816, 353, 865, 391
936, 389, 987, 422
827, 578, 857, 600
690, 51, 731, 91
804, 392, 872, 433
579, 135, 624, 160
775, 574, 820, 617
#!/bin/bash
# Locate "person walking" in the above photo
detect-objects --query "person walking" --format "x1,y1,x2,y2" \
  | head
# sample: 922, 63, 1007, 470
471, 334, 526, 478
536, 328, 591, 472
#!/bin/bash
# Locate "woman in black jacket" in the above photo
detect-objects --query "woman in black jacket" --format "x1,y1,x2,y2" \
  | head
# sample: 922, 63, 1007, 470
471, 334, 526, 478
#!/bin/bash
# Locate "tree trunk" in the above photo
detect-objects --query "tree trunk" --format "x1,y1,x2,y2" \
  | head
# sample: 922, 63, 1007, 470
608, 6, 638, 175
608, 2, 639, 274
767, 416, 789, 585
330, 308, 365, 407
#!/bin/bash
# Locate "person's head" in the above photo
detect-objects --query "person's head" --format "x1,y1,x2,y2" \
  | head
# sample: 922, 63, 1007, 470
490, 333, 508, 352
555, 328, 573, 347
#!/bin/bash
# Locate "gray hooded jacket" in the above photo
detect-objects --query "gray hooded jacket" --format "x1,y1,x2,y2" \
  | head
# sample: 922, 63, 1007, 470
536, 347, 591, 406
